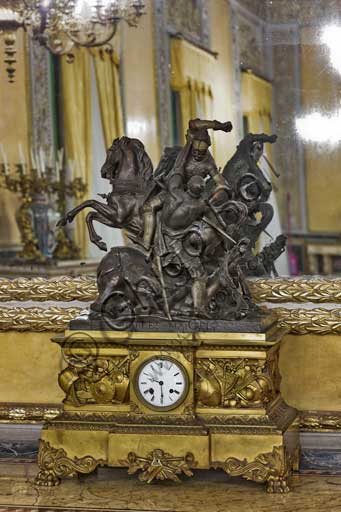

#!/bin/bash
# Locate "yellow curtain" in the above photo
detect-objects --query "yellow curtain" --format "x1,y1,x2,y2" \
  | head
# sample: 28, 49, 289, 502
170, 38, 216, 145
61, 48, 92, 258
92, 49, 124, 148
241, 71, 274, 166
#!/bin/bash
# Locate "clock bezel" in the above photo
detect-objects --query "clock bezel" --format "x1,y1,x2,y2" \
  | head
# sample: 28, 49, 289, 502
134, 355, 190, 412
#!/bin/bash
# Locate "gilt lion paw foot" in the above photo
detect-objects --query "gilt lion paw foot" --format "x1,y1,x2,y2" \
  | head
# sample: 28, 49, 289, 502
266, 476, 290, 493
34, 470, 60, 487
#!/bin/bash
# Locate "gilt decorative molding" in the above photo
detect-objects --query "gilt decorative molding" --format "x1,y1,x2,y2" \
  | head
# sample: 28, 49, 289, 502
35, 440, 103, 486
1, 305, 341, 334
0, 276, 96, 302
0, 306, 82, 331
2, 276, 341, 304
0, 403, 61, 423
249, 278, 341, 304
300, 411, 341, 431
195, 356, 275, 408
59, 356, 130, 406
120, 449, 196, 483
273, 308, 341, 335
213, 445, 291, 493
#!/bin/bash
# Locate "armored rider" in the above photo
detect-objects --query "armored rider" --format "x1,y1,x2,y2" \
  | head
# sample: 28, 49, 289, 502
142, 118, 233, 252
157, 174, 210, 317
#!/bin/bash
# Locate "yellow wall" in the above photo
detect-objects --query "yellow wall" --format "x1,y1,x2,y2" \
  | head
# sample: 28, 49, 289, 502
122, 0, 160, 166
0, 30, 30, 249
301, 26, 341, 233
0, 331, 63, 404
209, 0, 239, 167
280, 334, 341, 411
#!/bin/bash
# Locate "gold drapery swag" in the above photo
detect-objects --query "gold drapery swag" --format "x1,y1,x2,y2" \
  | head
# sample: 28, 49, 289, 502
61, 48, 92, 257
61, 47, 123, 257
241, 71, 274, 166
91, 48, 124, 148
170, 38, 215, 147
241, 71, 275, 253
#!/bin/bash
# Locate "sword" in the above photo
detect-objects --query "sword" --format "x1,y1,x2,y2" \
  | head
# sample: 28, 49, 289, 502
202, 216, 237, 245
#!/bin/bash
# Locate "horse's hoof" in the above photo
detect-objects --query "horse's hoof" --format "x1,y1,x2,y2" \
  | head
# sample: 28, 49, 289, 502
57, 213, 73, 226
97, 241, 107, 251
56, 217, 67, 227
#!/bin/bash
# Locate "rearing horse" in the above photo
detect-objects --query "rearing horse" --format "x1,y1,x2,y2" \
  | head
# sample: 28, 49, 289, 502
58, 137, 154, 251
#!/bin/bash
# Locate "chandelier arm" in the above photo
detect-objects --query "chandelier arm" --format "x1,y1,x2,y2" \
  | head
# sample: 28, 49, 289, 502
66, 25, 117, 48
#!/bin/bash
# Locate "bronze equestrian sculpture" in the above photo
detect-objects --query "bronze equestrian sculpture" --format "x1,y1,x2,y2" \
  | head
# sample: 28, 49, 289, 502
58, 120, 284, 327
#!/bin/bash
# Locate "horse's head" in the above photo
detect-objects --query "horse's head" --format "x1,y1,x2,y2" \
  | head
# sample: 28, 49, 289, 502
223, 133, 277, 204
100, 136, 153, 191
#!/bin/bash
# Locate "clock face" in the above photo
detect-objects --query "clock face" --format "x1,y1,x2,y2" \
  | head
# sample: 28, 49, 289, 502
136, 357, 188, 410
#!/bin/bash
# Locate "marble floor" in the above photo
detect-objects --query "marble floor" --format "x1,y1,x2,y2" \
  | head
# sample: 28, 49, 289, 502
0, 463, 340, 512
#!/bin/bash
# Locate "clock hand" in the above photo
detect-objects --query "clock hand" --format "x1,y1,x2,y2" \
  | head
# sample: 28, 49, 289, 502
157, 379, 164, 404
145, 372, 159, 383
160, 383, 164, 404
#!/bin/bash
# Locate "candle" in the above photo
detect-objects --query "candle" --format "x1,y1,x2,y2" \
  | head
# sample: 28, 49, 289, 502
55, 160, 60, 182
49, 146, 53, 169
36, 149, 41, 177
39, 147, 45, 175
0, 144, 8, 174
58, 148, 64, 172
18, 142, 26, 174
30, 148, 37, 170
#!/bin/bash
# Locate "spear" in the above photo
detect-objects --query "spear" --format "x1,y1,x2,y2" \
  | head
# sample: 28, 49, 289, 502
155, 255, 172, 321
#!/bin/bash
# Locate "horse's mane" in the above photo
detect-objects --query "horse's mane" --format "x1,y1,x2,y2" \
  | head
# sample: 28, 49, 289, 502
110, 137, 153, 182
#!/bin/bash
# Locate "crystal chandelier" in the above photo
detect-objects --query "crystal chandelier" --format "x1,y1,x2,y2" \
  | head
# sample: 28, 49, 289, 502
0, 0, 145, 82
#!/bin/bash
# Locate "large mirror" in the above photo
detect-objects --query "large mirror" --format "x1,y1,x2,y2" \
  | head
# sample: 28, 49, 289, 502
0, 0, 340, 277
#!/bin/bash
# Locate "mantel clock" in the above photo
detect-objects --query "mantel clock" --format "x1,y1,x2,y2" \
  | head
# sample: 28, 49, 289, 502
35, 120, 297, 493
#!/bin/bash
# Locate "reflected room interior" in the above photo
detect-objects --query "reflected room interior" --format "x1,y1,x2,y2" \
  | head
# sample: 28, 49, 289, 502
1, 0, 341, 510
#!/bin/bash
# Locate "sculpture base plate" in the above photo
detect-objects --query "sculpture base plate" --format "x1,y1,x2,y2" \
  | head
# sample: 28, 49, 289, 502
70, 310, 276, 333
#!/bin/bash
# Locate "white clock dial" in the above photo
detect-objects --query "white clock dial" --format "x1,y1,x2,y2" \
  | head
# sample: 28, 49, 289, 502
136, 357, 188, 410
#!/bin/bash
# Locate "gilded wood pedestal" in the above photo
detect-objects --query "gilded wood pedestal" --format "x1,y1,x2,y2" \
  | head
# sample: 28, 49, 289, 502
35, 324, 299, 493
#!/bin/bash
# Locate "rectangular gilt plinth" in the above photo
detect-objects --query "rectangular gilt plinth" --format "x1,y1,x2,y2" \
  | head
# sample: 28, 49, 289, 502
35, 324, 299, 493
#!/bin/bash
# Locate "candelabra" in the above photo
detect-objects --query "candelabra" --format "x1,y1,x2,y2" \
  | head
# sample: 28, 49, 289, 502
0, 146, 87, 262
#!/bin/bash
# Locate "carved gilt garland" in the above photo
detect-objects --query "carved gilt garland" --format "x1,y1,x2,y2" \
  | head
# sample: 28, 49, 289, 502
273, 307, 341, 335
0, 305, 341, 334
0, 277, 96, 302
1, 277, 341, 303
249, 278, 341, 304
0, 306, 83, 331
